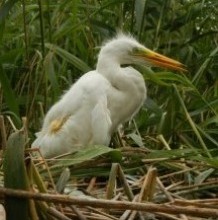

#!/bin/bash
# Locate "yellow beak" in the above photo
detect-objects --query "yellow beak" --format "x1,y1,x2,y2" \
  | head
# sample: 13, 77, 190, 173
135, 48, 187, 72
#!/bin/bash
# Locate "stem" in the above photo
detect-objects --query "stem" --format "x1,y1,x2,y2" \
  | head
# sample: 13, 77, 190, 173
1, 187, 218, 218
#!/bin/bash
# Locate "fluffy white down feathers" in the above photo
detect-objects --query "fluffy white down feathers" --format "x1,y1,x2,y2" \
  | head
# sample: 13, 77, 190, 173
32, 35, 146, 157
32, 34, 185, 158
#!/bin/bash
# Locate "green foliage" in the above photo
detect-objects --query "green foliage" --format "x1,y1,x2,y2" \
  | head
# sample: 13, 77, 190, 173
4, 131, 30, 220
1, 2, 218, 219
0, 0, 217, 159
50, 145, 122, 169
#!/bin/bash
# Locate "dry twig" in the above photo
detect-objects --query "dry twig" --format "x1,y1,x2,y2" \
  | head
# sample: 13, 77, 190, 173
1, 187, 218, 218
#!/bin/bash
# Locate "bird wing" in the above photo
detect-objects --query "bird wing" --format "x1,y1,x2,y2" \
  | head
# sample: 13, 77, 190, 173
32, 71, 112, 157
91, 95, 112, 146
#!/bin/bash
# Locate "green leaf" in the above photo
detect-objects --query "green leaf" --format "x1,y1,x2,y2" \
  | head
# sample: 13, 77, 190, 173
192, 46, 218, 85
128, 133, 144, 147
108, 149, 122, 162
4, 131, 30, 220
45, 43, 91, 73
44, 51, 61, 100
144, 97, 163, 115
0, 63, 20, 119
51, 145, 121, 168
0, 0, 19, 21
173, 84, 212, 158
134, 0, 146, 33
146, 149, 198, 160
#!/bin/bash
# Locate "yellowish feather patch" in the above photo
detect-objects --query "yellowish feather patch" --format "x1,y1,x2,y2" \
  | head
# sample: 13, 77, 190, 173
49, 116, 69, 134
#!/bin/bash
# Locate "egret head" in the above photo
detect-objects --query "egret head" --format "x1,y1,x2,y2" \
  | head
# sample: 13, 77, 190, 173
98, 34, 186, 72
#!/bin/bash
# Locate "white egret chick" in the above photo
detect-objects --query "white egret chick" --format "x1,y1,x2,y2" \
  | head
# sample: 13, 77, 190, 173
32, 34, 186, 158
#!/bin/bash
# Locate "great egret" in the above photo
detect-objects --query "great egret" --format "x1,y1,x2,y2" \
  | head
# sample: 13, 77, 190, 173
32, 34, 186, 158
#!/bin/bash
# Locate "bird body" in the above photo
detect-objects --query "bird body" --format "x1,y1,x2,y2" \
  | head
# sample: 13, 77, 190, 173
32, 35, 185, 158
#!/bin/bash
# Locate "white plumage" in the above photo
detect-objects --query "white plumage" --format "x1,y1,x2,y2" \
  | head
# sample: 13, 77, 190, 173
32, 34, 185, 158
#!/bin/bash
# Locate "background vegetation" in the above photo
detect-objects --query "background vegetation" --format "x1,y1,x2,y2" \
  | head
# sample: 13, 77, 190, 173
1, 0, 218, 156
0, 0, 218, 219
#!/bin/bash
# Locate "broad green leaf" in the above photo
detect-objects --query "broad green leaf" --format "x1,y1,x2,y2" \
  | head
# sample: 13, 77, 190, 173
4, 131, 29, 220
45, 43, 91, 73
44, 51, 61, 100
51, 145, 121, 168
134, 0, 146, 33
128, 133, 144, 147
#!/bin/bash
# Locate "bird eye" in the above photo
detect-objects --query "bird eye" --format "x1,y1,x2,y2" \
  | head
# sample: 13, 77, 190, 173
131, 47, 144, 56
132, 47, 140, 52
132, 48, 140, 53
121, 64, 130, 68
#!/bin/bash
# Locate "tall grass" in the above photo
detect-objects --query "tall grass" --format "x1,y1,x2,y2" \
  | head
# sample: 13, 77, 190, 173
0, 0, 218, 158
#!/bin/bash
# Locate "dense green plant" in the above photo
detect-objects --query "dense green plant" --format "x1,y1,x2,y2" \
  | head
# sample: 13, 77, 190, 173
0, 0, 218, 158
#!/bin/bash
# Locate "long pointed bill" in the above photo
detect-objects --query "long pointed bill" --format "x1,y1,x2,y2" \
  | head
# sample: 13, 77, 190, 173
134, 48, 187, 72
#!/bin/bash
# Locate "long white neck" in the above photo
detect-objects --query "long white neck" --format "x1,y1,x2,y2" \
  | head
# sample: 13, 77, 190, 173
97, 56, 120, 85
96, 55, 147, 131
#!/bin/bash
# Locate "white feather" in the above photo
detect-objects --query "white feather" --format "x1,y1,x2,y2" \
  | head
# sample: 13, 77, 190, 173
32, 35, 159, 158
